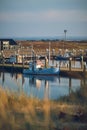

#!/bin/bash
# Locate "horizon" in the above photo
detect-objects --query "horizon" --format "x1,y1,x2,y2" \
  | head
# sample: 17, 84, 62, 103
0, 35, 87, 41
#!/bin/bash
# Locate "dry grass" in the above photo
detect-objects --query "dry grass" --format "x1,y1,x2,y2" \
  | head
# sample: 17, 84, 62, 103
3, 40, 87, 58
0, 87, 87, 130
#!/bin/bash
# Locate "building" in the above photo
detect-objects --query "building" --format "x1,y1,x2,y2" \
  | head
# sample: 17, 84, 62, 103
0, 39, 18, 50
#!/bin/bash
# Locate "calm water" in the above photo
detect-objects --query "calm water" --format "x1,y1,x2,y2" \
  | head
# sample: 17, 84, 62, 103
0, 71, 85, 100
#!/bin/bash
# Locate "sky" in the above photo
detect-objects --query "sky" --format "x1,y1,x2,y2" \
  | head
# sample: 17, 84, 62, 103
0, 0, 87, 39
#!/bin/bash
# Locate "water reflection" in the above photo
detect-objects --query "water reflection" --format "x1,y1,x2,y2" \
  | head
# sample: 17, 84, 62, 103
2, 72, 5, 85
0, 72, 86, 100
44, 80, 49, 100
69, 78, 71, 95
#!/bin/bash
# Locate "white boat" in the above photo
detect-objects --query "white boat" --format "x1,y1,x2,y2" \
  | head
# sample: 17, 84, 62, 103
23, 42, 60, 75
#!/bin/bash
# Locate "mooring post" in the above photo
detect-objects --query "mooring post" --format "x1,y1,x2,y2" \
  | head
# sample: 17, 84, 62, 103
81, 55, 83, 69
69, 57, 72, 71
52, 49, 55, 65
83, 62, 86, 74
22, 55, 24, 68
45, 56, 48, 68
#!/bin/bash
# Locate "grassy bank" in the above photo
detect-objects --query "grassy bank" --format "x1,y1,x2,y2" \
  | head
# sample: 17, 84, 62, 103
0, 87, 87, 130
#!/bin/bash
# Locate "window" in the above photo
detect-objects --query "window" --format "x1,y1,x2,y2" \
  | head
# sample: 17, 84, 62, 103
3, 41, 9, 50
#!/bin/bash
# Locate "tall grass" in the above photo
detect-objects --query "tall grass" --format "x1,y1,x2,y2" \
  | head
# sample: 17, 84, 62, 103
0, 87, 87, 130
0, 88, 52, 130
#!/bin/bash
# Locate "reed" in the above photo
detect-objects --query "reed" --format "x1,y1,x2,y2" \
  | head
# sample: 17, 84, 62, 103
0, 87, 87, 130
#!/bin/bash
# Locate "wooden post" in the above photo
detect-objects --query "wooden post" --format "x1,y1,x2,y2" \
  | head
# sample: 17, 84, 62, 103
69, 57, 72, 71
83, 62, 86, 74
22, 55, 24, 68
45, 57, 48, 68
52, 49, 55, 65
69, 78, 71, 95
81, 56, 83, 69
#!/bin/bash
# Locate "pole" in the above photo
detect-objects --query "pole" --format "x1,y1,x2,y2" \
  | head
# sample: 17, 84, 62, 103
69, 57, 72, 71
49, 42, 51, 66
64, 30, 67, 41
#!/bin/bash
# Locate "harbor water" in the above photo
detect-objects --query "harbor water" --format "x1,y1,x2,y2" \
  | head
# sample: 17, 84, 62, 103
0, 71, 86, 100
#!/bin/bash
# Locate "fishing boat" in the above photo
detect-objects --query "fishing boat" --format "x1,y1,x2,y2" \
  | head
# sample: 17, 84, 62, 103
23, 42, 60, 75
23, 60, 60, 75
55, 53, 70, 61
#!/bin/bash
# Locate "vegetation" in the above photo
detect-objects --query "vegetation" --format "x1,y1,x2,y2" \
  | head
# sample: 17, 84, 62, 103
0, 87, 87, 130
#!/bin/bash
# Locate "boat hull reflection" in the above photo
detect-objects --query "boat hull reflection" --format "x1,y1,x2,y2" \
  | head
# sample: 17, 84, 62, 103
23, 74, 59, 82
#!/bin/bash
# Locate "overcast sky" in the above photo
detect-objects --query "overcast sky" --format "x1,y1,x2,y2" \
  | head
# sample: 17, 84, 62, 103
0, 0, 87, 39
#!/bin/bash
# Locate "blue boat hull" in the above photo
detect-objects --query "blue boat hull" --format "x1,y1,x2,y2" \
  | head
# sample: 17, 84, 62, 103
55, 56, 69, 61
23, 67, 60, 75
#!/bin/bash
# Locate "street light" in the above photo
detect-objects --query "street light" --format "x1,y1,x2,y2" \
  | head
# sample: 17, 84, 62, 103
64, 30, 67, 41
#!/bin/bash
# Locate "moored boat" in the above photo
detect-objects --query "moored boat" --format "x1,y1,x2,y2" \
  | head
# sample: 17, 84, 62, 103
23, 61, 60, 75
23, 42, 60, 75
55, 54, 69, 61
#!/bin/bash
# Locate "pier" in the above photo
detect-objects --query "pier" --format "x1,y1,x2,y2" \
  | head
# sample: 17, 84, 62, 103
0, 63, 87, 78
60, 67, 87, 78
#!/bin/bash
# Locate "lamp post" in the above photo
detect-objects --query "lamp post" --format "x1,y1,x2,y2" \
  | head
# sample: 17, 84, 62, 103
63, 30, 67, 55
64, 29, 67, 41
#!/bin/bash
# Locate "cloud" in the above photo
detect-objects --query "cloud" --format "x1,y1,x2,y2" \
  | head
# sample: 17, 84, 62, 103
0, 9, 87, 24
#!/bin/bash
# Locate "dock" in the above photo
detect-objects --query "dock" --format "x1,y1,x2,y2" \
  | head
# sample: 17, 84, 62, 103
0, 63, 87, 78
60, 67, 87, 78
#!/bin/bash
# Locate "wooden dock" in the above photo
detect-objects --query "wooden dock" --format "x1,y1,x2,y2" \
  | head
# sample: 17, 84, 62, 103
0, 64, 87, 78
60, 67, 87, 78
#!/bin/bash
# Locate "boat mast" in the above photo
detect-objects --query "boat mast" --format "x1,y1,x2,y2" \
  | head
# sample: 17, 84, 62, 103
31, 44, 35, 71
31, 44, 33, 61
49, 42, 51, 66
